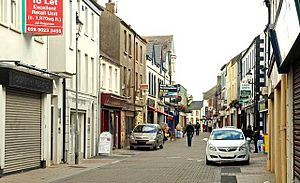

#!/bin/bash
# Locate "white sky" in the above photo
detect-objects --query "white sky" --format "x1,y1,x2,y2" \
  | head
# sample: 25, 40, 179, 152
98, 0, 268, 100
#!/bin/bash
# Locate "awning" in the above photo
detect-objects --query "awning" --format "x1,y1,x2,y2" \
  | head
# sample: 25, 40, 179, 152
147, 105, 173, 120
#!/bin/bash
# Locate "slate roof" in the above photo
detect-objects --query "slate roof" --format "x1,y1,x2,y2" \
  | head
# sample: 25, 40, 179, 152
188, 101, 203, 110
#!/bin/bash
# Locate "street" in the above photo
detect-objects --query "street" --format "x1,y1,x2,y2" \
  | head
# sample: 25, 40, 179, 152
0, 132, 274, 183
51, 133, 273, 183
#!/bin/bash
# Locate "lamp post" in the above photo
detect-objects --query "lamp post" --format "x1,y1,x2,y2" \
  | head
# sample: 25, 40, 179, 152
75, 12, 83, 164
246, 71, 259, 129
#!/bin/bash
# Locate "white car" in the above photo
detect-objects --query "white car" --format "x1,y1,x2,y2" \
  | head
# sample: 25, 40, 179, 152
203, 127, 250, 165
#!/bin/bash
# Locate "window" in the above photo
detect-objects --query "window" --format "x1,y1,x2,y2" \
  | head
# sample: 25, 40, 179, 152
0, 0, 4, 22
91, 12, 94, 39
85, 54, 88, 92
69, 1, 73, 48
11, 0, 19, 29
114, 68, 118, 92
91, 57, 94, 93
78, 50, 82, 91
153, 75, 157, 96
128, 69, 131, 95
140, 74, 142, 98
135, 42, 138, 61
129, 34, 132, 55
102, 63, 106, 88
135, 72, 138, 93
84, 6, 88, 35
123, 67, 126, 95
109, 66, 112, 90
124, 30, 127, 52
148, 72, 151, 95
140, 45, 143, 63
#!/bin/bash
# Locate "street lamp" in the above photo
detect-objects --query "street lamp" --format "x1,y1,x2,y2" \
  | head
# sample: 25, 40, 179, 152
75, 12, 83, 165
246, 71, 259, 129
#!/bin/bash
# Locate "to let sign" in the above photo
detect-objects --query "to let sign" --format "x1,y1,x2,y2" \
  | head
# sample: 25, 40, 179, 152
23, 0, 63, 35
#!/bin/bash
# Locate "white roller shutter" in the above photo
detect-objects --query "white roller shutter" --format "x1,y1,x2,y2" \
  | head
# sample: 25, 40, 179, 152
5, 88, 41, 174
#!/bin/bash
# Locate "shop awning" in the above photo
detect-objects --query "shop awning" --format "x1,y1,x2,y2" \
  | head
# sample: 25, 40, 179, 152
147, 105, 173, 120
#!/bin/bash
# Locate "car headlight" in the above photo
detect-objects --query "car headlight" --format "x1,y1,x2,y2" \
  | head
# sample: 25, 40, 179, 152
208, 143, 217, 151
150, 134, 156, 140
130, 135, 135, 140
239, 143, 247, 151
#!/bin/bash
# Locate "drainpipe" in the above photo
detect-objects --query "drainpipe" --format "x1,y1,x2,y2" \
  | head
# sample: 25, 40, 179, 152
62, 78, 66, 163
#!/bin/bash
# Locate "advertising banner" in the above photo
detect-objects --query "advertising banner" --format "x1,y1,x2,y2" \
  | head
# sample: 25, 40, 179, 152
22, 0, 63, 35
159, 84, 178, 98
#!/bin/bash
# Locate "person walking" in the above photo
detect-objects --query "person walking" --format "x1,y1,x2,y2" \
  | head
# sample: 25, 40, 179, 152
253, 127, 260, 153
185, 122, 195, 147
195, 122, 200, 136
244, 125, 253, 152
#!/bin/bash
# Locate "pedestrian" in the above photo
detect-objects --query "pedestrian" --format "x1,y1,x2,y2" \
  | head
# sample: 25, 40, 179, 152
244, 125, 253, 152
252, 127, 260, 153
195, 122, 200, 136
185, 122, 195, 147
208, 120, 213, 133
244, 125, 253, 140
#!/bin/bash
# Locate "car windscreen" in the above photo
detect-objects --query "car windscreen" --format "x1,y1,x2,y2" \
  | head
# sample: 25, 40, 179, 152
133, 125, 157, 133
210, 130, 244, 140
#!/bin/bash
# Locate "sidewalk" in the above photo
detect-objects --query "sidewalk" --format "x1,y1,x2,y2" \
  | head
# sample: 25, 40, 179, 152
234, 152, 275, 183
0, 149, 138, 183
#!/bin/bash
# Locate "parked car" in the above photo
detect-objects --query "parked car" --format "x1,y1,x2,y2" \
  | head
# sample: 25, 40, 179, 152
203, 127, 250, 165
129, 123, 164, 150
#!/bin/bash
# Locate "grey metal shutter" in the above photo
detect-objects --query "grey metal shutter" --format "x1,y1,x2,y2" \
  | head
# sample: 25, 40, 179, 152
5, 88, 41, 174
294, 63, 300, 181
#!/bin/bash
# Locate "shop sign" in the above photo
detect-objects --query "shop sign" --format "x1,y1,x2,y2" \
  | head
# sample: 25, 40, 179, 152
22, 0, 63, 35
240, 83, 251, 103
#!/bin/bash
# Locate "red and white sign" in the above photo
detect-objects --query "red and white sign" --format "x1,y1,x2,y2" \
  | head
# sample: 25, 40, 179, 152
24, 0, 63, 35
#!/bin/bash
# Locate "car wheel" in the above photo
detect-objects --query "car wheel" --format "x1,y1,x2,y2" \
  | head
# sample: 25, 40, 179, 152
206, 157, 212, 165
130, 146, 134, 150
159, 143, 164, 149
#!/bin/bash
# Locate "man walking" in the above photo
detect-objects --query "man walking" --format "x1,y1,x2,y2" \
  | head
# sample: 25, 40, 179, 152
185, 122, 195, 147
195, 122, 200, 136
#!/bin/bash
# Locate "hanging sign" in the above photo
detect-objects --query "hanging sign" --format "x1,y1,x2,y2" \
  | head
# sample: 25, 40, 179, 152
22, 0, 63, 35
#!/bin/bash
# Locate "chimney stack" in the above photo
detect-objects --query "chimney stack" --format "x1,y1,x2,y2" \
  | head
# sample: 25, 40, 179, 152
105, 0, 115, 14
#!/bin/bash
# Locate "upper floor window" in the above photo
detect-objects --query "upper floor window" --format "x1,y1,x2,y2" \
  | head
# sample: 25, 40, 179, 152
102, 63, 106, 88
0, 0, 4, 22
11, 0, 20, 29
140, 45, 143, 64
84, 6, 88, 35
135, 42, 138, 61
109, 66, 112, 90
91, 12, 94, 39
114, 68, 118, 92
129, 34, 132, 55
124, 30, 127, 52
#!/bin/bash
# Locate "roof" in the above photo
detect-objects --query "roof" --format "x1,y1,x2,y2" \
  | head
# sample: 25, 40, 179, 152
188, 101, 203, 110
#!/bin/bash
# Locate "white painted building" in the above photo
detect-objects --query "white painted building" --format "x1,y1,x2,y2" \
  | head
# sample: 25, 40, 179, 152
0, 0, 55, 175
49, 0, 103, 165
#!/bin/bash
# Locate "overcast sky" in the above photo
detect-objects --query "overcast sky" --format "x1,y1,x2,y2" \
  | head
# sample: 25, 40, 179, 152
98, 0, 268, 100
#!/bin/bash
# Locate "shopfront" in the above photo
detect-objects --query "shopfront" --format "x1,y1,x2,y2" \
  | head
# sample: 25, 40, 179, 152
101, 93, 127, 149
0, 66, 53, 175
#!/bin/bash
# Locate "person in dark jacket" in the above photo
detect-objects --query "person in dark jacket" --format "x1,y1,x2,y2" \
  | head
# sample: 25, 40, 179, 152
244, 125, 253, 140
185, 122, 195, 147
195, 122, 200, 136
252, 127, 260, 153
